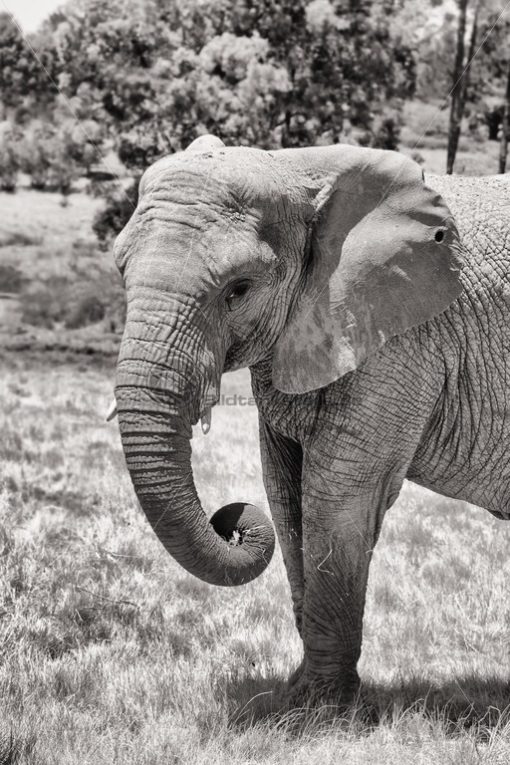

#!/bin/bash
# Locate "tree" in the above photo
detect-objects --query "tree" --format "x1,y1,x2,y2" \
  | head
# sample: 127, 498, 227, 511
32, 0, 416, 168
0, 12, 59, 114
189, 0, 416, 148
17, 120, 81, 193
446, 0, 479, 174
473, 3, 510, 170
446, 0, 510, 173
0, 0, 418, 235
499, 60, 510, 171
0, 120, 19, 191
0, 13, 37, 109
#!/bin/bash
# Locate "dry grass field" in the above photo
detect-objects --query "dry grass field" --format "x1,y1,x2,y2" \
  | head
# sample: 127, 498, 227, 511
0, 189, 124, 355
1, 354, 510, 763
1, 138, 510, 762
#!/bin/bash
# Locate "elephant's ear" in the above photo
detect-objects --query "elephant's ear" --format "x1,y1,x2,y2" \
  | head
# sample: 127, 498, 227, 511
271, 146, 463, 394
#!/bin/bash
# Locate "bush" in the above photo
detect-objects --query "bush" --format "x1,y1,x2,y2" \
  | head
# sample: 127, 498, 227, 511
21, 276, 125, 332
0, 232, 42, 248
0, 121, 19, 192
17, 121, 80, 193
0, 264, 26, 293
69, 119, 103, 173
92, 178, 139, 245
371, 112, 402, 151
20, 239, 126, 332
21, 279, 69, 328
65, 292, 106, 329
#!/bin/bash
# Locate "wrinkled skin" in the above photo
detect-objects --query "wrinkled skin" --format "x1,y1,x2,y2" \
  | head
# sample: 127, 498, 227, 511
113, 136, 510, 705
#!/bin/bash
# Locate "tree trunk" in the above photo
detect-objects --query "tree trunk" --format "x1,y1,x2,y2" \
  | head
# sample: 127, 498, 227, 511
499, 60, 510, 173
447, 0, 479, 174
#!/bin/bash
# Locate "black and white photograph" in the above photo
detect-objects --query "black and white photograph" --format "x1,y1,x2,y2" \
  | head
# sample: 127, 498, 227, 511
1, 0, 510, 761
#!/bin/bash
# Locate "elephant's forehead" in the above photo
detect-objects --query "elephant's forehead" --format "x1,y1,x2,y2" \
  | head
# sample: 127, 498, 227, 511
115, 149, 307, 275
116, 197, 281, 284
137, 210, 278, 270
139, 149, 303, 224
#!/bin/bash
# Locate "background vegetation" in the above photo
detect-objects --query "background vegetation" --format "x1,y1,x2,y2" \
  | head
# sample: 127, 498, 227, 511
1, 0, 510, 761
1, 0, 510, 233
1, 0, 509, 347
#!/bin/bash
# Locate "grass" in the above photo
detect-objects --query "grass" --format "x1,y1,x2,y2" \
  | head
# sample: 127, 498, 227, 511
0, 189, 124, 354
0, 353, 509, 763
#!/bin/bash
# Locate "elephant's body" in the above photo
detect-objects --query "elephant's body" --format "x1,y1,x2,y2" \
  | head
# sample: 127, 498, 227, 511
253, 173, 510, 518
250, 172, 510, 691
114, 139, 510, 704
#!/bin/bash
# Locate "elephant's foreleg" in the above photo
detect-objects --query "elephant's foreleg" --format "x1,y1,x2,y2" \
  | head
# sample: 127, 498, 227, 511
297, 472, 402, 702
295, 382, 420, 702
259, 419, 304, 634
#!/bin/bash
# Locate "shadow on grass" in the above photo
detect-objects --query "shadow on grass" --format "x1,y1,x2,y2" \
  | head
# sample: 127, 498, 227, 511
226, 671, 510, 734
362, 675, 510, 731
224, 673, 289, 728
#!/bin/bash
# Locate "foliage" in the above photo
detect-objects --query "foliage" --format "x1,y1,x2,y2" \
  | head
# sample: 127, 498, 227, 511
0, 264, 26, 292
0, 121, 19, 191
1, 0, 510, 236
6, 0, 416, 162
17, 120, 84, 193
0, 13, 58, 110
0, 10, 61, 180
371, 110, 402, 149
395, 1, 510, 138
22, 0, 416, 239
92, 179, 139, 243
391, 0, 458, 103
472, 3, 510, 141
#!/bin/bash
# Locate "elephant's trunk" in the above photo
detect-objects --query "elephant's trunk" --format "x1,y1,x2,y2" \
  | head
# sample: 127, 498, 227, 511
114, 308, 274, 587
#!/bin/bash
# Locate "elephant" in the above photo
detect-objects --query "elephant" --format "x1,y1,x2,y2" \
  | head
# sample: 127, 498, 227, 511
112, 133, 510, 705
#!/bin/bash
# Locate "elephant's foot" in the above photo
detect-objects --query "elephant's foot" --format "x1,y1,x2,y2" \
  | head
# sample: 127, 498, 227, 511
287, 659, 306, 690
285, 662, 360, 712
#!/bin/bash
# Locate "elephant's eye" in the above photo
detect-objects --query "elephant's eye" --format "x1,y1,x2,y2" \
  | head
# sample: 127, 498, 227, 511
225, 279, 252, 311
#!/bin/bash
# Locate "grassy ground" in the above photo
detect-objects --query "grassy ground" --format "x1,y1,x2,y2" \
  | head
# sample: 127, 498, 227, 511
0, 189, 124, 355
0, 354, 510, 763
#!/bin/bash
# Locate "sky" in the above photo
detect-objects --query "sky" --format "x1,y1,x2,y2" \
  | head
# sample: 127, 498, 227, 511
1, 0, 64, 32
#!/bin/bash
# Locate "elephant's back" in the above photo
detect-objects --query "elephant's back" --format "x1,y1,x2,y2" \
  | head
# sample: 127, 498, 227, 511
426, 172, 510, 203
425, 173, 510, 269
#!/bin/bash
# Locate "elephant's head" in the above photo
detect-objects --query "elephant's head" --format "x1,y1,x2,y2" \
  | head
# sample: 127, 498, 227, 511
113, 135, 463, 587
